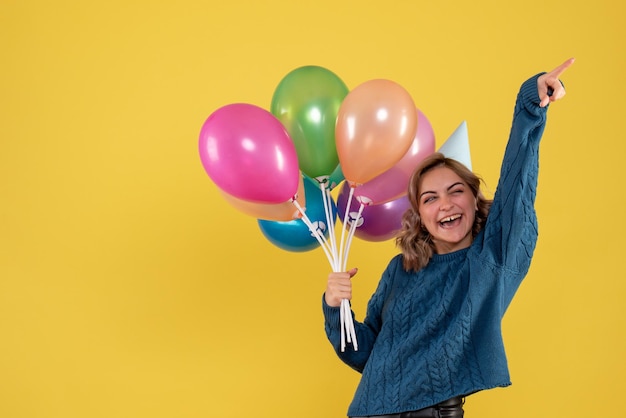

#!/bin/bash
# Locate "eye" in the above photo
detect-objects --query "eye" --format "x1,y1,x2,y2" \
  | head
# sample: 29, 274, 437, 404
422, 195, 436, 204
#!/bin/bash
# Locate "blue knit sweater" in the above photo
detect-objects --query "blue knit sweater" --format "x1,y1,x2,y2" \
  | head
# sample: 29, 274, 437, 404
323, 74, 548, 417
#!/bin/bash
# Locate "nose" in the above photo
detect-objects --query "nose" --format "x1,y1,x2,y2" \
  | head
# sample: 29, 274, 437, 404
439, 195, 453, 211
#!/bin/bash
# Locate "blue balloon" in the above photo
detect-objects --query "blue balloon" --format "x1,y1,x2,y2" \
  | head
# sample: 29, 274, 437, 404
327, 163, 345, 191
258, 175, 337, 252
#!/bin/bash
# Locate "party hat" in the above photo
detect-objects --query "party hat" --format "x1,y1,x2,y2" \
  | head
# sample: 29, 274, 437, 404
437, 121, 472, 171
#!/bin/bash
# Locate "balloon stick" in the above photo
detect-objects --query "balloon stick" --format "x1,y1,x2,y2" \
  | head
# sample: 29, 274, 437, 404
338, 186, 356, 271
342, 202, 365, 271
292, 200, 335, 269
319, 182, 340, 271
295, 184, 361, 352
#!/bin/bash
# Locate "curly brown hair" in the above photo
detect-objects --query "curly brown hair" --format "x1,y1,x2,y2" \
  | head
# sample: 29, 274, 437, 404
395, 153, 492, 272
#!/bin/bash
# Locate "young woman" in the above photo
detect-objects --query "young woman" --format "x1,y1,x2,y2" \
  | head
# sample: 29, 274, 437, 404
323, 59, 574, 418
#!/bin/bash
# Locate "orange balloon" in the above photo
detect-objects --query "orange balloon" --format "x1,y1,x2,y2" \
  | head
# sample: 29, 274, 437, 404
220, 175, 306, 221
336, 79, 417, 185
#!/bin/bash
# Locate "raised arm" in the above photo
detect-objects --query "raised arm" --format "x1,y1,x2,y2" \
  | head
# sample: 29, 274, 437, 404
478, 58, 574, 290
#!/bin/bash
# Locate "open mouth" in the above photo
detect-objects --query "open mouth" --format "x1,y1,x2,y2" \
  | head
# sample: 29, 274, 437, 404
439, 214, 462, 228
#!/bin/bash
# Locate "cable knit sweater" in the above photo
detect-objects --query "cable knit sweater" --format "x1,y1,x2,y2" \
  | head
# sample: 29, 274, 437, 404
323, 74, 549, 417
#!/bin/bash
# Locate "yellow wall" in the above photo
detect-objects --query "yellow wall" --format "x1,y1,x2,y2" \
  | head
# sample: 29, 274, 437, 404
1, 1, 624, 417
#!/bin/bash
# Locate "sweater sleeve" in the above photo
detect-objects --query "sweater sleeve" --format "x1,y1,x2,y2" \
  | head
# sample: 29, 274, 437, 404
478, 73, 548, 301
322, 257, 395, 372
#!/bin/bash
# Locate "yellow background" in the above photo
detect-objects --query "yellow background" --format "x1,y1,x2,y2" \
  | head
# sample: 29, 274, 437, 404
1, 1, 624, 417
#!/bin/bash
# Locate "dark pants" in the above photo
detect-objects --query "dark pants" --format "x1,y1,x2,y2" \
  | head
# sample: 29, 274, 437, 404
352, 396, 464, 418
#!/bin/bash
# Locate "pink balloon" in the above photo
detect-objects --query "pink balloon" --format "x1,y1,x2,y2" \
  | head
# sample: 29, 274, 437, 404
353, 109, 435, 205
337, 183, 410, 242
199, 103, 300, 204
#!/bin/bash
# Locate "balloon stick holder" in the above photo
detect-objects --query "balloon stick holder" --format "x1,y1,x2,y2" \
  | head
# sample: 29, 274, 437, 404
292, 183, 364, 352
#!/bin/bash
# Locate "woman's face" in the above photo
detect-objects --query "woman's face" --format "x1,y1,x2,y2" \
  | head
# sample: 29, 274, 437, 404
417, 165, 478, 254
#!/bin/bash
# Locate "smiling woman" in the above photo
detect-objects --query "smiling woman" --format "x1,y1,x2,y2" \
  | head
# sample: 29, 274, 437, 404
322, 59, 575, 418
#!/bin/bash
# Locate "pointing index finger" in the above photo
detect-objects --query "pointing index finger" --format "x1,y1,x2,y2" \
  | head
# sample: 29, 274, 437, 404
550, 57, 576, 78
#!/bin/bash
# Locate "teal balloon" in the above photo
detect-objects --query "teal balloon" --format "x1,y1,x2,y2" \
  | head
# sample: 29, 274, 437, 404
271, 66, 349, 179
258, 175, 337, 252
327, 164, 345, 191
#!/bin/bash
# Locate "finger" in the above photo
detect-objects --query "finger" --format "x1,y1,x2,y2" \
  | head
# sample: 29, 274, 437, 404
549, 57, 575, 78
331, 280, 352, 296
551, 83, 567, 100
541, 84, 566, 107
347, 267, 358, 278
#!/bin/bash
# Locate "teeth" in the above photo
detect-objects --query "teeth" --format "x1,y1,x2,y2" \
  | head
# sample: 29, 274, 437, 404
440, 214, 461, 223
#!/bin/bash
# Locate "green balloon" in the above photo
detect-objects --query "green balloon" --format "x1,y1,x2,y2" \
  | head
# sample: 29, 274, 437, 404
271, 66, 349, 179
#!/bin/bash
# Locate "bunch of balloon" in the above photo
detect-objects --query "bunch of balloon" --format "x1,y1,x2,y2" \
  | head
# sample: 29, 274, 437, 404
197, 66, 434, 353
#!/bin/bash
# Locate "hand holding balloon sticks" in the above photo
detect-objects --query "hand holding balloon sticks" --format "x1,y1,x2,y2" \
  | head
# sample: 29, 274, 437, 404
199, 65, 440, 352
288, 180, 357, 351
